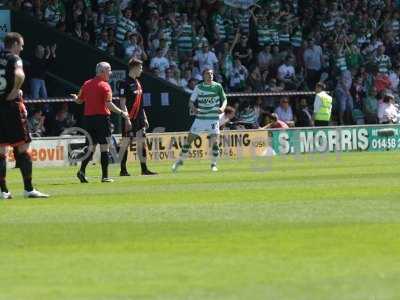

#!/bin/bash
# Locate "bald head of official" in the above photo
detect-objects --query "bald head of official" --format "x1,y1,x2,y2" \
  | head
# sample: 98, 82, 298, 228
96, 62, 112, 82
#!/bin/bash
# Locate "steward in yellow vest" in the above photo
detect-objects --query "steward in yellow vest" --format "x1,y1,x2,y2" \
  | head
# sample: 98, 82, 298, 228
313, 82, 332, 126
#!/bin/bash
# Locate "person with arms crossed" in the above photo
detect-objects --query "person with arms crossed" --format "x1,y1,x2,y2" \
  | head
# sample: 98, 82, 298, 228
172, 68, 227, 172
119, 58, 157, 176
0, 32, 49, 199
71, 62, 129, 183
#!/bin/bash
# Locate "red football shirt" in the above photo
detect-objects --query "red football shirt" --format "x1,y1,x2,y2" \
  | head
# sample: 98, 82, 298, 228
80, 76, 112, 116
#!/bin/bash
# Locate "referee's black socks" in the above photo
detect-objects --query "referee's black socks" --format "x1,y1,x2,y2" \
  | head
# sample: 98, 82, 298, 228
140, 147, 148, 173
0, 154, 8, 193
80, 151, 93, 174
120, 149, 128, 172
100, 151, 109, 179
15, 151, 33, 192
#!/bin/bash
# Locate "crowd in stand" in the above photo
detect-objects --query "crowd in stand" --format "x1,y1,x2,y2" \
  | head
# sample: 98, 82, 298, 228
10, 0, 400, 132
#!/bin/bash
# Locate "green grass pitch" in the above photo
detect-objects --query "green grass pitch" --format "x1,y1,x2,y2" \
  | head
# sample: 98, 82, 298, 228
1, 152, 400, 300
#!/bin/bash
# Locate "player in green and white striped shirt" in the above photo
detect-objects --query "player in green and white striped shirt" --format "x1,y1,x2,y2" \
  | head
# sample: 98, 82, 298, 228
172, 68, 227, 172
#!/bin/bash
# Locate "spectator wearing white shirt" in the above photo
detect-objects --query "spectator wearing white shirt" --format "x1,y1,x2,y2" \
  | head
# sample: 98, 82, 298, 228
97, 29, 109, 51
179, 69, 192, 89
303, 38, 323, 90
165, 68, 178, 85
229, 57, 248, 92
378, 94, 398, 124
150, 48, 170, 79
274, 98, 295, 127
278, 57, 295, 81
277, 55, 296, 89
257, 44, 272, 72
193, 44, 218, 73
388, 65, 400, 92
123, 32, 139, 59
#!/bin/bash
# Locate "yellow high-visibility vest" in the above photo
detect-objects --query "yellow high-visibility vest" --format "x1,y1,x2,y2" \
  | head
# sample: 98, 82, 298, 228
314, 91, 332, 121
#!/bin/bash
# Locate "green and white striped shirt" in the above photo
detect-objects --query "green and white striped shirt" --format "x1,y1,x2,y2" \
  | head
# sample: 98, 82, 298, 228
238, 10, 250, 34
322, 19, 335, 32
115, 16, 139, 44
279, 32, 290, 45
376, 54, 391, 74
214, 14, 227, 41
176, 23, 194, 53
270, 27, 279, 45
239, 108, 258, 125
335, 54, 347, 72
290, 30, 302, 48
161, 26, 173, 48
257, 24, 272, 47
190, 82, 227, 120
392, 20, 400, 33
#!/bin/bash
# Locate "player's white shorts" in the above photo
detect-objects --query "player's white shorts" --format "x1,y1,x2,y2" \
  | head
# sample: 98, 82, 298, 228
190, 118, 220, 135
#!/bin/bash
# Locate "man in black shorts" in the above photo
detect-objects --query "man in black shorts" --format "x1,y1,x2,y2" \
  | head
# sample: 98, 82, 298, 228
119, 58, 157, 176
0, 32, 49, 199
71, 62, 129, 183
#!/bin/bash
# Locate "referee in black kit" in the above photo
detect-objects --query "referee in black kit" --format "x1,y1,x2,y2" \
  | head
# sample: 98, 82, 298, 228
119, 58, 157, 176
71, 62, 129, 183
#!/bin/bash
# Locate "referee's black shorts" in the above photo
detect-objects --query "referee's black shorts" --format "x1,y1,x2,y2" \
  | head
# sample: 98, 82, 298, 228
0, 100, 31, 147
121, 116, 146, 138
83, 115, 111, 145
